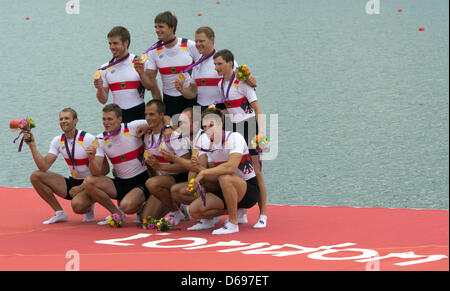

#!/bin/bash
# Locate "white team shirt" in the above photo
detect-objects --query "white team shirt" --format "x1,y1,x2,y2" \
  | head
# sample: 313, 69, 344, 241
190, 58, 239, 106
143, 129, 189, 176
189, 56, 222, 106
48, 130, 96, 180
95, 120, 148, 179
197, 131, 256, 180
100, 54, 146, 110
218, 78, 258, 123
146, 37, 201, 96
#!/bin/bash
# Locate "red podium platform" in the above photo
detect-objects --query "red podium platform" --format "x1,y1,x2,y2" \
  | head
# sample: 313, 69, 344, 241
0, 186, 447, 271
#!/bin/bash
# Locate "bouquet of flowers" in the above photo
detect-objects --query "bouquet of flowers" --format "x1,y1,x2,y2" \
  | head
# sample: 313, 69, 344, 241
251, 135, 269, 151
236, 65, 251, 81
11, 117, 36, 152
10, 117, 36, 131
141, 216, 173, 231
107, 213, 124, 228
186, 178, 207, 206
186, 178, 199, 197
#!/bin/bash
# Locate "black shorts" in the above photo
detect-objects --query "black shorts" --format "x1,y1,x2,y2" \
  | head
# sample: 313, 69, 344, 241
211, 177, 260, 210
122, 103, 145, 123
231, 117, 259, 156
111, 171, 151, 201
64, 177, 84, 200
171, 172, 189, 184
163, 94, 197, 117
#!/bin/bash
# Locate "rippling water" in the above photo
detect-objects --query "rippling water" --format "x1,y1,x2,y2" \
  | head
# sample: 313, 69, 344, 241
0, 0, 448, 209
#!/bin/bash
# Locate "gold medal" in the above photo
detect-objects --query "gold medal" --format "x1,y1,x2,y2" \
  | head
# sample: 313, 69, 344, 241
92, 139, 99, 148
140, 54, 148, 63
94, 70, 101, 79
177, 73, 186, 83
192, 148, 199, 157
71, 169, 78, 179
144, 150, 151, 160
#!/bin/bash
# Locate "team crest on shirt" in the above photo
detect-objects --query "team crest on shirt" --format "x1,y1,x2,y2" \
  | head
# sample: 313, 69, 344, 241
238, 154, 254, 175
240, 98, 253, 114
120, 82, 126, 89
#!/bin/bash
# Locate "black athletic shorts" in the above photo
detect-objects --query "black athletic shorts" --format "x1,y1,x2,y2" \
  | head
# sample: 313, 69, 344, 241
172, 172, 189, 184
111, 170, 151, 201
163, 94, 197, 117
211, 177, 260, 210
122, 103, 145, 123
231, 117, 259, 156
64, 177, 84, 200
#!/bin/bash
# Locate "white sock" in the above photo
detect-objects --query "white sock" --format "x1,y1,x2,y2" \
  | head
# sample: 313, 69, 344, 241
83, 204, 95, 222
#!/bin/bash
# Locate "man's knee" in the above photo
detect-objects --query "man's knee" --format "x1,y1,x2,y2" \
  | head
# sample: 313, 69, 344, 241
119, 199, 138, 214
145, 178, 157, 193
83, 176, 96, 190
30, 170, 45, 184
71, 200, 88, 214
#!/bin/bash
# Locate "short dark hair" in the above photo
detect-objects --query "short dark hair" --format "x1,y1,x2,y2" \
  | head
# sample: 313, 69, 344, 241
201, 106, 224, 125
103, 103, 122, 118
154, 11, 178, 34
60, 108, 78, 119
146, 99, 165, 114
195, 26, 215, 39
182, 106, 193, 119
107, 26, 131, 48
213, 49, 234, 64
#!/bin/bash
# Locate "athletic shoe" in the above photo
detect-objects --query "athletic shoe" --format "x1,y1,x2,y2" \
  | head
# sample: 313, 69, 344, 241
187, 216, 220, 231
43, 211, 68, 224
253, 215, 267, 229
212, 221, 239, 235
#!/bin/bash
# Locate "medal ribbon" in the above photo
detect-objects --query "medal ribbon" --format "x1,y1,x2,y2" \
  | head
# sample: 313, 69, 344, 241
98, 53, 130, 71
216, 71, 236, 105
147, 126, 166, 150
64, 130, 78, 172
142, 37, 177, 55
182, 49, 216, 73
98, 126, 122, 145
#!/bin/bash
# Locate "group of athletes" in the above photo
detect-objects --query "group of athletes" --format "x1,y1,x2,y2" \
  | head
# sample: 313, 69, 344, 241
23, 11, 268, 235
